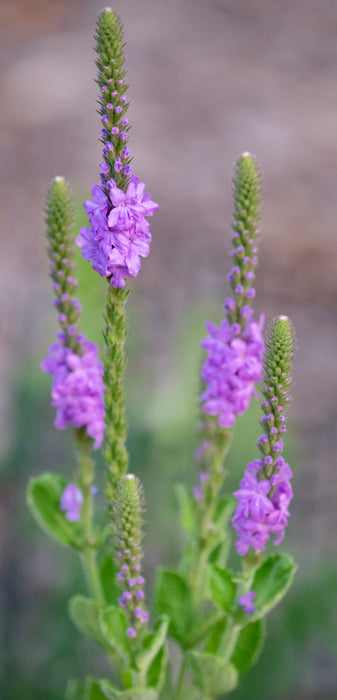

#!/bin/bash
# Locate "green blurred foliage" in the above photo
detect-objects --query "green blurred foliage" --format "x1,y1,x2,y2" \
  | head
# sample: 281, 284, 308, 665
1, 199, 336, 699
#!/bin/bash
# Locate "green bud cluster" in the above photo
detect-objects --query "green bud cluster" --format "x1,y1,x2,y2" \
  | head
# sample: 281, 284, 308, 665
113, 475, 148, 635
262, 315, 295, 411
95, 8, 131, 190
45, 177, 81, 353
228, 153, 261, 326
259, 316, 295, 471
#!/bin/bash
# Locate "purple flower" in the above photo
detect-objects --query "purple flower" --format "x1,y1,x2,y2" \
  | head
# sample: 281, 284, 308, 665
238, 591, 256, 614
200, 315, 264, 429
77, 177, 158, 289
41, 333, 105, 448
107, 177, 158, 230
232, 455, 293, 554
60, 483, 83, 522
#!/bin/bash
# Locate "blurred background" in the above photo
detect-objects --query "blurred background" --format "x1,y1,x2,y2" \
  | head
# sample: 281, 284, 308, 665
1, 0, 337, 698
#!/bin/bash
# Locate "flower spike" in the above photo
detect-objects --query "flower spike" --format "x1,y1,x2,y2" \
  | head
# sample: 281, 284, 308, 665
232, 316, 296, 555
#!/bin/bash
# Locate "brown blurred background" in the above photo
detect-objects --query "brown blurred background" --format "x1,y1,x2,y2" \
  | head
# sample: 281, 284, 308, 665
1, 0, 337, 698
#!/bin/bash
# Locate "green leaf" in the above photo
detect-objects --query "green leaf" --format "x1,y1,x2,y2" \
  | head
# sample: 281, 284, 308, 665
85, 679, 110, 700
187, 651, 238, 696
154, 569, 192, 644
136, 617, 168, 674
146, 646, 168, 691
208, 537, 230, 568
252, 554, 297, 617
65, 679, 86, 700
204, 616, 228, 654
99, 681, 158, 700
100, 605, 130, 660
209, 566, 236, 612
68, 595, 109, 651
27, 473, 82, 549
99, 553, 120, 605
214, 497, 235, 528
231, 619, 265, 674
175, 482, 197, 534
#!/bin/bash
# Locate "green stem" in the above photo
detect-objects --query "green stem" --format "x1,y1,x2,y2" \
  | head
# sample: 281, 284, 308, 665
104, 285, 129, 498
191, 431, 232, 607
221, 555, 260, 663
76, 430, 104, 606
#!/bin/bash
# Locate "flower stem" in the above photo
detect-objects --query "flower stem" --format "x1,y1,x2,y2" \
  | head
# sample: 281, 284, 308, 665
104, 285, 129, 498
76, 429, 104, 606
191, 430, 232, 607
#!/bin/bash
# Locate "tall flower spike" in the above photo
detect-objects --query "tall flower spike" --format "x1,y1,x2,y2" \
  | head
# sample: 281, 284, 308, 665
45, 177, 81, 353
41, 178, 105, 449
200, 153, 264, 430
113, 475, 148, 638
76, 8, 158, 290
95, 8, 131, 189
232, 316, 296, 555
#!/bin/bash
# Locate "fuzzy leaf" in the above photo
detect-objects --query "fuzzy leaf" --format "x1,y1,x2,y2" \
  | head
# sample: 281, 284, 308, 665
252, 554, 297, 618
187, 651, 238, 696
231, 619, 265, 674
154, 569, 192, 644
214, 497, 235, 528
175, 482, 197, 534
27, 473, 82, 549
204, 616, 228, 654
209, 566, 237, 611
68, 596, 108, 651
85, 679, 109, 700
146, 645, 168, 691
136, 617, 168, 674
99, 553, 120, 605
65, 680, 86, 700
99, 606, 130, 660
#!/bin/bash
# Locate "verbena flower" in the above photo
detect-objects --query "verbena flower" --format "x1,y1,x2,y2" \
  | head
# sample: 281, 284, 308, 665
200, 154, 264, 429
42, 177, 106, 449
76, 177, 158, 289
42, 334, 105, 449
238, 591, 256, 614
232, 316, 295, 555
60, 483, 83, 522
76, 9, 158, 289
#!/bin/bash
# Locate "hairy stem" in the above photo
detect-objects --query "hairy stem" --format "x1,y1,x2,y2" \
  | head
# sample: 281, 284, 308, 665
76, 430, 104, 605
104, 285, 129, 498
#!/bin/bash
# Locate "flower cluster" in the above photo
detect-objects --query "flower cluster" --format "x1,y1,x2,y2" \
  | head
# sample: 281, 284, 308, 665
201, 308, 264, 428
232, 455, 293, 555
42, 333, 105, 449
76, 176, 158, 289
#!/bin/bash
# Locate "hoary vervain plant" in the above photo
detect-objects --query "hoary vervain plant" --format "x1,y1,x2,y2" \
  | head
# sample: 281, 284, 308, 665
27, 8, 297, 700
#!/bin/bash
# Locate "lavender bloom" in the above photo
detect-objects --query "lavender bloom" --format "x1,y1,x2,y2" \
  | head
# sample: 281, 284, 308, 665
76, 177, 158, 289
41, 333, 105, 449
60, 483, 83, 522
238, 591, 256, 614
201, 310, 264, 428
232, 456, 293, 555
